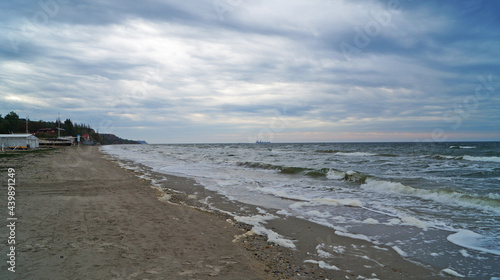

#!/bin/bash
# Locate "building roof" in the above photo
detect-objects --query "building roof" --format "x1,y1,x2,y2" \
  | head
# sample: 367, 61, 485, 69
0, 134, 39, 138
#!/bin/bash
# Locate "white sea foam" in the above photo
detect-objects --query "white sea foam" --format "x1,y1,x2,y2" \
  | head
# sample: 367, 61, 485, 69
313, 198, 363, 207
372, 245, 389, 251
361, 178, 500, 214
459, 249, 471, 258
234, 214, 296, 249
276, 209, 292, 216
326, 169, 345, 180
335, 231, 373, 243
450, 146, 476, 149
234, 213, 276, 225
437, 155, 460, 159
332, 245, 346, 254
306, 210, 331, 218
488, 193, 500, 199
332, 216, 347, 223
387, 218, 401, 225
304, 260, 340, 271
400, 216, 429, 230
362, 218, 379, 224
253, 225, 296, 249
290, 198, 363, 209
463, 155, 500, 163
355, 275, 380, 280
447, 230, 500, 256
391, 246, 408, 257
442, 268, 465, 277
316, 246, 334, 258
254, 186, 308, 201
335, 152, 376, 157
256, 207, 267, 214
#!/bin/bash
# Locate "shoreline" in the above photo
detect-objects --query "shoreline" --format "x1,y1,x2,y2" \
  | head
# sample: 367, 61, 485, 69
1, 146, 451, 279
1, 146, 271, 279
100, 146, 452, 279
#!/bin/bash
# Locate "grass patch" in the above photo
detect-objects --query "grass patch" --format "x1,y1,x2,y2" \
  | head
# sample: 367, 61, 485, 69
0, 148, 55, 158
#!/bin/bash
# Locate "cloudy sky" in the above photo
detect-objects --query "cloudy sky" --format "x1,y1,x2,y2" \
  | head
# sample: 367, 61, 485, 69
1, 0, 499, 143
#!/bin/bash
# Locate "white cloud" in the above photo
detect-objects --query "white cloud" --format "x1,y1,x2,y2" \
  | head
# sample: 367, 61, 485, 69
0, 0, 499, 142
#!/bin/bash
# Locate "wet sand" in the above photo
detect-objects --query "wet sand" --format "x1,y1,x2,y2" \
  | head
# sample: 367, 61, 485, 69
0, 146, 452, 279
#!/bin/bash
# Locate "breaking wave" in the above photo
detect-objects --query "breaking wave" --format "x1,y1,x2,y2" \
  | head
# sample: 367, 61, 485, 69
462, 155, 500, 163
315, 150, 376, 156
326, 169, 369, 183
237, 162, 331, 178
361, 178, 500, 213
449, 145, 477, 149
434, 155, 500, 163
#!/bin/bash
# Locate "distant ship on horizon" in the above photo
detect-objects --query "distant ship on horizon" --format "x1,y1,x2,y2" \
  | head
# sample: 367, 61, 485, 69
255, 140, 271, 144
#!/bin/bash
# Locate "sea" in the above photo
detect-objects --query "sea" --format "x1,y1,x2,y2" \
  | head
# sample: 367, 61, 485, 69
101, 142, 500, 279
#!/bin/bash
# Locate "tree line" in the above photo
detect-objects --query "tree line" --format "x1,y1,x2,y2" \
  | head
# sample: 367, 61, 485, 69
0, 111, 141, 145
0, 111, 97, 139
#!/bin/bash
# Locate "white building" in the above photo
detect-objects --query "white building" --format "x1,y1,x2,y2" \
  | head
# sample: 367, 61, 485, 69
0, 134, 40, 150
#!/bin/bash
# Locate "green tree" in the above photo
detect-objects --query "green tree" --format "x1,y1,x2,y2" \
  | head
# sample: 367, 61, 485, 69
4, 111, 20, 133
64, 119, 74, 136
0, 114, 7, 134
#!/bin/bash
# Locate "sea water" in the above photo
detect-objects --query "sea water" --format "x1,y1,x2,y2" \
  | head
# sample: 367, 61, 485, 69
101, 142, 500, 279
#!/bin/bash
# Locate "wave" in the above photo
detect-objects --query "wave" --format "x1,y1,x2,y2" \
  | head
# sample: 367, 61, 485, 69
463, 155, 500, 163
290, 198, 363, 209
361, 178, 500, 213
315, 149, 339, 153
237, 161, 330, 178
239, 165, 370, 184
326, 169, 369, 183
335, 152, 377, 156
449, 145, 476, 149
315, 150, 376, 156
433, 155, 500, 163
433, 155, 462, 160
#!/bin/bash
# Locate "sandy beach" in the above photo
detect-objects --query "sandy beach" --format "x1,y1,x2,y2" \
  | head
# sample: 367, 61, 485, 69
1, 146, 450, 279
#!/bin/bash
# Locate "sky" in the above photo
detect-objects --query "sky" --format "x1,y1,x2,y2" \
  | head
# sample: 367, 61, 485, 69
1, 0, 499, 144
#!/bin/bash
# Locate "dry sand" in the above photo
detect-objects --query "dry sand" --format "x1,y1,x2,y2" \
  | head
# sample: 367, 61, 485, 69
0, 146, 451, 279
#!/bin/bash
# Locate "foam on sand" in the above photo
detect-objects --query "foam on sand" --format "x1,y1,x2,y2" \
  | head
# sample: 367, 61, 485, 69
234, 214, 296, 249
304, 260, 340, 271
335, 230, 373, 243
441, 268, 465, 277
391, 246, 408, 257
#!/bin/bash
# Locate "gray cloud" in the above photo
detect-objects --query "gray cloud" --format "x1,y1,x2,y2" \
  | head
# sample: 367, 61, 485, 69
1, 0, 499, 143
